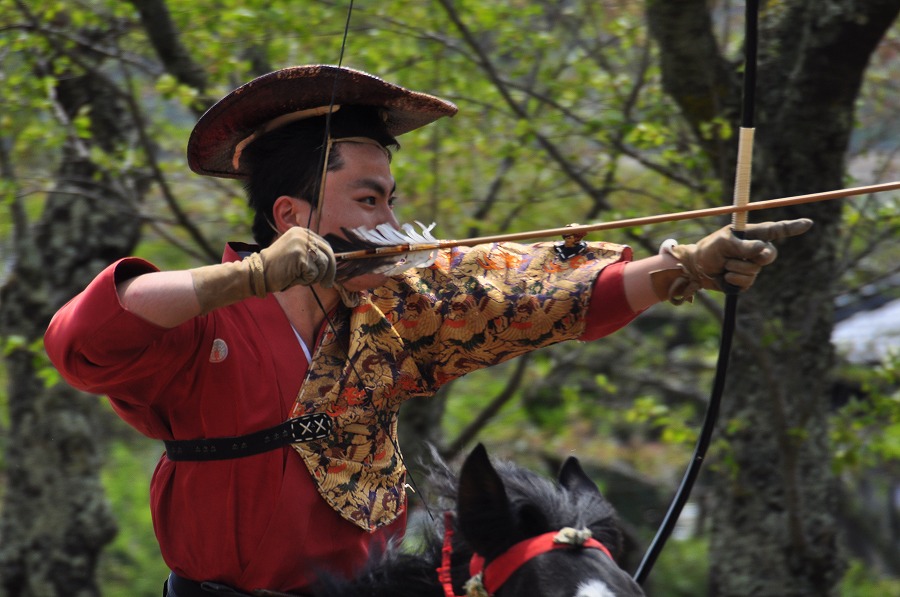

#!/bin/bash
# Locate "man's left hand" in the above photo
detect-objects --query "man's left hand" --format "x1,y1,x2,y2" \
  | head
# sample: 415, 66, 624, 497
652, 218, 813, 303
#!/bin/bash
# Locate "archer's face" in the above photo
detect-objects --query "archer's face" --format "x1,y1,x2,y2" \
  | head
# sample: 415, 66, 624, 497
318, 141, 400, 291
317, 141, 399, 240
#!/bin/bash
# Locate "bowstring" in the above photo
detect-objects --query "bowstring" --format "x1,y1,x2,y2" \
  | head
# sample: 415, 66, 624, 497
306, 0, 436, 523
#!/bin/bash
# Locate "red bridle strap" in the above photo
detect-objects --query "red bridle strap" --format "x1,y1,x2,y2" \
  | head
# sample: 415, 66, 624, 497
469, 531, 613, 595
439, 512, 458, 597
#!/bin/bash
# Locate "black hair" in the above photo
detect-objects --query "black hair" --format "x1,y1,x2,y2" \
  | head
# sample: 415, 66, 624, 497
241, 105, 399, 247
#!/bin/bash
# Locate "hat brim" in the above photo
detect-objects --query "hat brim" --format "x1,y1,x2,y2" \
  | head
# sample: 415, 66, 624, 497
187, 65, 458, 179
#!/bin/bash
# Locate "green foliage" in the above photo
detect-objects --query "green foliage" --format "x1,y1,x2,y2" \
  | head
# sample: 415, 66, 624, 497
624, 395, 698, 447
443, 359, 534, 439
0, 358, 7, 478
1, 337, 60, 388
154, 74, 201, 109
98, 440, 169, 597
647, 537, 710, 597
831, 355, 900, 471
840, 560, 900, 597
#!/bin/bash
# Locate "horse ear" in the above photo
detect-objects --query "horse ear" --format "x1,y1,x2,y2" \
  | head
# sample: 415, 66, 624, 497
559, 457, 626, 558
457, 444, 516, 555
558, 456, 603, 497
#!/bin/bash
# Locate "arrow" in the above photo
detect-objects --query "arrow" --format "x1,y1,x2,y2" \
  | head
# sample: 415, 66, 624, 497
334, 180, 900, 263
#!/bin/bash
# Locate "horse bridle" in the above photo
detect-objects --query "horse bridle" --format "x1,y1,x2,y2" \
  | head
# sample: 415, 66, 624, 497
438, 513, 613, 597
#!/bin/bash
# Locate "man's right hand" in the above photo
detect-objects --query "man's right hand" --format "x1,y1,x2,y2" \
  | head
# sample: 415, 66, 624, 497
258, 227, 337, 292
191, 227, 336, 314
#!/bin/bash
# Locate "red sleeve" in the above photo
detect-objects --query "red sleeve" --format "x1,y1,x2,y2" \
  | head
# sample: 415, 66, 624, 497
578, 260, 641, 341
44, 258, 205, 432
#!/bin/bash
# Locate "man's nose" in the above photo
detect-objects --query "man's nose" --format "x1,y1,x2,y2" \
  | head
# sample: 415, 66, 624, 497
379, 207, 400, 229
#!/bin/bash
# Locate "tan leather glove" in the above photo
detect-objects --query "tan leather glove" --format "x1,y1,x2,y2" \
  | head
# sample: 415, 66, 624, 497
651, 219, 813, 304
191, 227, 337, 314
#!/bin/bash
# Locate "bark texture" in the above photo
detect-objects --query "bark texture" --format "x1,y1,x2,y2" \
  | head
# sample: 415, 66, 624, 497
647, 1, 900, 595
0, 62, 153, 595
0, 0, 205, 592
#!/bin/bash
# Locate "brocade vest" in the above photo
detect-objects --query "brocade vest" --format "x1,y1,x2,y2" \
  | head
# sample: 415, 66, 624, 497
289, 240, 627, 531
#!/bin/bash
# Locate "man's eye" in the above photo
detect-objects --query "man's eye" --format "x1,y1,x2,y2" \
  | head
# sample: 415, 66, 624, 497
388, 196, 398, 208
358, 196, 377, 206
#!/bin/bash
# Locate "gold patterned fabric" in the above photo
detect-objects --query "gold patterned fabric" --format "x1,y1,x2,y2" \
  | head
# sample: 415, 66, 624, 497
289, 240, 629, 531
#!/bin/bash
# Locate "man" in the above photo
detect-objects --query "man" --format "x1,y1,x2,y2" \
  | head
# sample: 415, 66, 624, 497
44, 65, 811, 596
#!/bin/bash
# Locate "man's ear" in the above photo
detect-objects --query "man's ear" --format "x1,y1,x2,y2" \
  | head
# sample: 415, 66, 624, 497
271, 196, 312, 233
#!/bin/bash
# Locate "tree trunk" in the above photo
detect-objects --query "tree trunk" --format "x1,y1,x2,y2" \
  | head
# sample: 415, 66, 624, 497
0, 1, 215, 592
0, 69, 148, 597
647, 1, 900, 594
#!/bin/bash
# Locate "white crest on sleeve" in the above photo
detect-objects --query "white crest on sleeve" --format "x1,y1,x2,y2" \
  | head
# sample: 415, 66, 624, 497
209, 338, 228, 363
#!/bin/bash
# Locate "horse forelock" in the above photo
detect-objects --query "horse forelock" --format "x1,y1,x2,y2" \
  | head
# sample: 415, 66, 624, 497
568, 490, 625, 558
497, 461, 619, 544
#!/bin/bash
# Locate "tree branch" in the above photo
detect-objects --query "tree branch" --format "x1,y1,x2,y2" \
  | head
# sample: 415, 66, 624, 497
442, 354, 532, 461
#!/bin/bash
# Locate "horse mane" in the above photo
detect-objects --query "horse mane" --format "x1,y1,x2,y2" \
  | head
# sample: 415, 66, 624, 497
311, 539, 445, 597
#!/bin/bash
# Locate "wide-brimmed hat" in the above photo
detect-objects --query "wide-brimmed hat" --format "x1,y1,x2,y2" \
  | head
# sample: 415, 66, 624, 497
187, 65, 459, 179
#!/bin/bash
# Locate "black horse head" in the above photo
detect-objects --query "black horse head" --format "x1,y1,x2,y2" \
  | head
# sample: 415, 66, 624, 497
452, 444, 645, 597
312, 444, 645, 597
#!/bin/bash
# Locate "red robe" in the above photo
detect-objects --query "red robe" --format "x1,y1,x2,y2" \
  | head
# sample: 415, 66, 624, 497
44, 241, 636, 593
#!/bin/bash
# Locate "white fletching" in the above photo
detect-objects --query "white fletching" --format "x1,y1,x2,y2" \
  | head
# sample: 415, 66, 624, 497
346, 221, 439, 275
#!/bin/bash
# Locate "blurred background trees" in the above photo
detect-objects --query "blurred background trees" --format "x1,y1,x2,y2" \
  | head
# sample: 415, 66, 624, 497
1, 1, 898, 595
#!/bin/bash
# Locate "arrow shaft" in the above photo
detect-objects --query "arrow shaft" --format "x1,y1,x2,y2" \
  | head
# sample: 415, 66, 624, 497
335, 180, 900, 261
